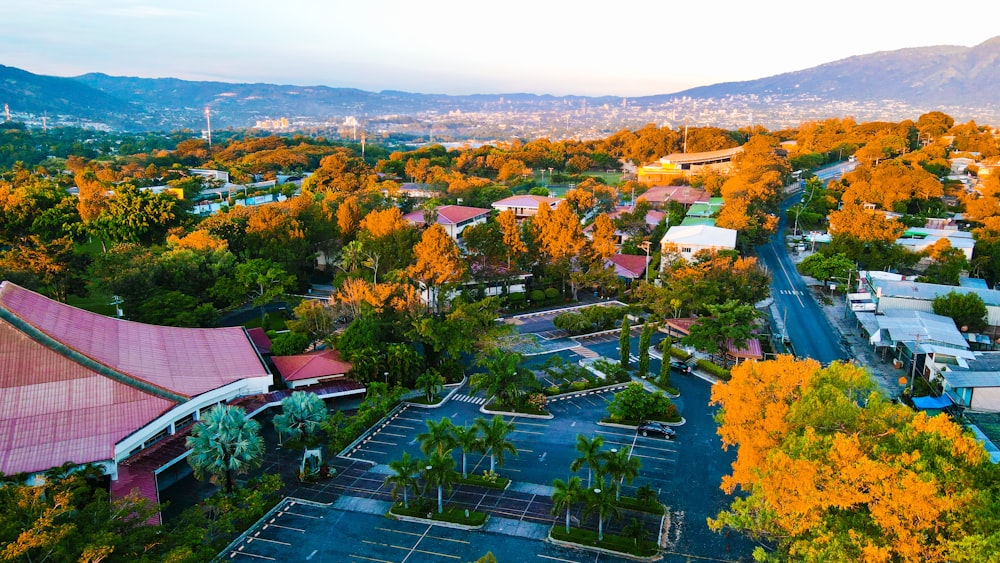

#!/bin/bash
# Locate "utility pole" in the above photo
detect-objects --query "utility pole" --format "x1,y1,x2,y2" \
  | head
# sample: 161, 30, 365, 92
909, 333, 921, 395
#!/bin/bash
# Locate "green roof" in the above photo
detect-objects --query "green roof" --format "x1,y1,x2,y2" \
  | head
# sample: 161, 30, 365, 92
680, 217, 717, 226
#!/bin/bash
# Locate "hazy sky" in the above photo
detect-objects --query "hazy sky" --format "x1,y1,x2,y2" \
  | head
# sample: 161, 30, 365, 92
3, 0, 999, 97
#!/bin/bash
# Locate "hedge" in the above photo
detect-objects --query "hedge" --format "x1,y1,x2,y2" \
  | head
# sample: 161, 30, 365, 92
696, 359, 731, 380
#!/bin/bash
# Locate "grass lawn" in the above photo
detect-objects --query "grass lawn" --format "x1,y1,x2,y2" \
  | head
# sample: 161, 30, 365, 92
457, 473, 509, 490
550, 525, 658, 558
389, 502, 487, 527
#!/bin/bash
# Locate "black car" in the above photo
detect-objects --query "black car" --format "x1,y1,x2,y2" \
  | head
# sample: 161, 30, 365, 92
638, 421, 676, 439
669, 360, 691, 374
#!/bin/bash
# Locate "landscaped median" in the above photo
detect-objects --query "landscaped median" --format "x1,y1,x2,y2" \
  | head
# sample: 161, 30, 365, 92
387, 500, 489, 530
549, 526, 660, 560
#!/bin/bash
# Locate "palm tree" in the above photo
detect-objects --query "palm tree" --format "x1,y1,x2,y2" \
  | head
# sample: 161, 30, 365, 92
452, 424, 483, 479
418, 417, 456, 456
584, 477, 621, 542
635, 483, 658, 505
622, 517, 646, 546
186, 404, 264, 494
602, 446, 641, 501
423, 449, 457, 514
415, 369, 445, 402
475, 415, 518, 475
550, 476, 584, 534
385, 452, 421, 510
471, 348, 529, 409
570, 434, 605, 487
272, 391, 327, 445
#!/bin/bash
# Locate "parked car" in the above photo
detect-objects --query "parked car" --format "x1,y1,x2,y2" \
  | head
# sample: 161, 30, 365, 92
669, 360, 690, 375
638, 421, 676, 439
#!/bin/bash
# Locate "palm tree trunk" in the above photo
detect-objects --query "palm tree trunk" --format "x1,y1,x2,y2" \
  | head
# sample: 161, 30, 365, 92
437, 485, 443, 514
598, 516, 604, 541
226, 468, 233, 494
490, 454, 496, 474
403, 487, 409, 509
462, 452, 468, 479
565, 508, 571, 534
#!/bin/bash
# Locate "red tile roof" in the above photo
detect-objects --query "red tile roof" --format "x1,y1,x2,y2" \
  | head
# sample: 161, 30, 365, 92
491, 195, 560, 208
247, 327, 272, 354
436, 205, 490, 224
638, 186, 710, 206
0, 281, 270, 475
607, 254, 650, 279
272, 349, 353, 382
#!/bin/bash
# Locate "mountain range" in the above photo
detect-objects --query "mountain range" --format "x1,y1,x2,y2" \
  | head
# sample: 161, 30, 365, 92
2, 36, 999, 132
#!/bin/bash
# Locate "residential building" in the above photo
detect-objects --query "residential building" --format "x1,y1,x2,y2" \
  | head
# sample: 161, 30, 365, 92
896, 227, 975, 260
403, 205, 491, 240
660, 224, 738, 265
635, 185, 711, 209
925, 350, 1000, 412
490, 194, 561, 219
637, 147, 743, 184
607, 253, 651, 281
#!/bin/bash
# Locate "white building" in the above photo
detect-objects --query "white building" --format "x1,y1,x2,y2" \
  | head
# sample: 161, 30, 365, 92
660, 224, 737, 266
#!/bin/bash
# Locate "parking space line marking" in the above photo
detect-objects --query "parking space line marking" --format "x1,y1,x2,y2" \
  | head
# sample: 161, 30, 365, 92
512, 420, 549, 428
537, 554, 583, 562
412, 548, 461, 559
513, 429, 543, 435
365, 439, 398, 446
425, 535, 470, 544
356, 448, 388, 455
229, 550, 275, 560
377, 526, 425, 538
379, 431, 407, 437
349, 554, 394, 563
261, 523, 305, 532
362, 539, 411, 552
246, 536, 290, 546
631, 452, 677, 462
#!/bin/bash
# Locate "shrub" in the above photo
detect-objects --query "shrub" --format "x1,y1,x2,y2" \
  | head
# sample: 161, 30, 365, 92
529, 289, 546, 303
506, 292, 526, 308
570, 380, 587, 391
270, 332, 310, 356
544, 287, 560, 302
696, 359, 731, 380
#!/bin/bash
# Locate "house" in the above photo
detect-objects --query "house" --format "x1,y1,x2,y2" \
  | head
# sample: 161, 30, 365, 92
637, 147, 743, 184
607, 253, 651, 281
663, 317, 763, 363
636, 185, 711, 209
403, 205, 491, 240
0, 281, 272, 484
582, 206, 666, 244
490, 194, 561, 219
271, 349, 354, 389
394, 183, 442, 200
896, 227, 975, 260
862, 274, 1000, 337
660, 224, 738, 265
925, 350, 1000, 412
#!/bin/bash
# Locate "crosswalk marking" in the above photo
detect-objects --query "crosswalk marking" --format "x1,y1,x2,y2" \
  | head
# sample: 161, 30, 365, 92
574, 346, 600, 359
451, 393, 486, 405
777, 289, 803, 296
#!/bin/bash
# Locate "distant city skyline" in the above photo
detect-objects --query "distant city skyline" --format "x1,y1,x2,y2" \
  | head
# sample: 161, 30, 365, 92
3, 0, 1000, 97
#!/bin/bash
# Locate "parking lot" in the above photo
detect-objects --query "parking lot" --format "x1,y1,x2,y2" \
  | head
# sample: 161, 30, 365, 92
217, 303, 755, 562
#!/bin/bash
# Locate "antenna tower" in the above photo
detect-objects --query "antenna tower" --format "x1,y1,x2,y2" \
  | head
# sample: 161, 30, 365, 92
204, 107, 212, 147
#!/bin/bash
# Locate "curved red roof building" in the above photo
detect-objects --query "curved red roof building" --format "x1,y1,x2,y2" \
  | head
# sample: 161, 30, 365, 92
0, 281, 272, 479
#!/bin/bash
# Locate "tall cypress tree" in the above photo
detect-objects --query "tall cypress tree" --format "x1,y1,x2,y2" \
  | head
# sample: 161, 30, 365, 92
637, 323, 654, 378
620, 315, 631, 369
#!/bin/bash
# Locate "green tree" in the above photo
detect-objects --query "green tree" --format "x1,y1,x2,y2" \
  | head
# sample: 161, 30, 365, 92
619, 315, 632, 369
584, 477, 621, 542
607, 382, 677, 423
423, 449, 458, 514
637, 323, 654, 378
471, 348, 531, 409
682, 300, 760, 358
658, 345, 672, 388
622, 517, 647, 547
185, 404, 265, 494
229, 258, 296, 323
418, 417, 456, 456
415, 369, 445, 402
385, 452, 421, 510
475, 415, 518, 475
570, 434, 605, 488
272, 391, 327, 446
453, 424, 483, 479
796, 252, 856, 285
932, 290, 988, 333
602, 446, 641, 501
550, 476, 585, 534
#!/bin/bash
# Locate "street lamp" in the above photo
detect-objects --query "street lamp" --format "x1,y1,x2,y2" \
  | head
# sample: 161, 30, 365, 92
638, 241, 652, 283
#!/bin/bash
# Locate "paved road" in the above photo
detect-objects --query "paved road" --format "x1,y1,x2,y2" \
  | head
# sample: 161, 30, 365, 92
758, 165, 852, 365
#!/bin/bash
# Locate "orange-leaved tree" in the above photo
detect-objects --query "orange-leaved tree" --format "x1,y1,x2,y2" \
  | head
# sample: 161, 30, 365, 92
710, 357, 1000, 562
409, 223, 467, 313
